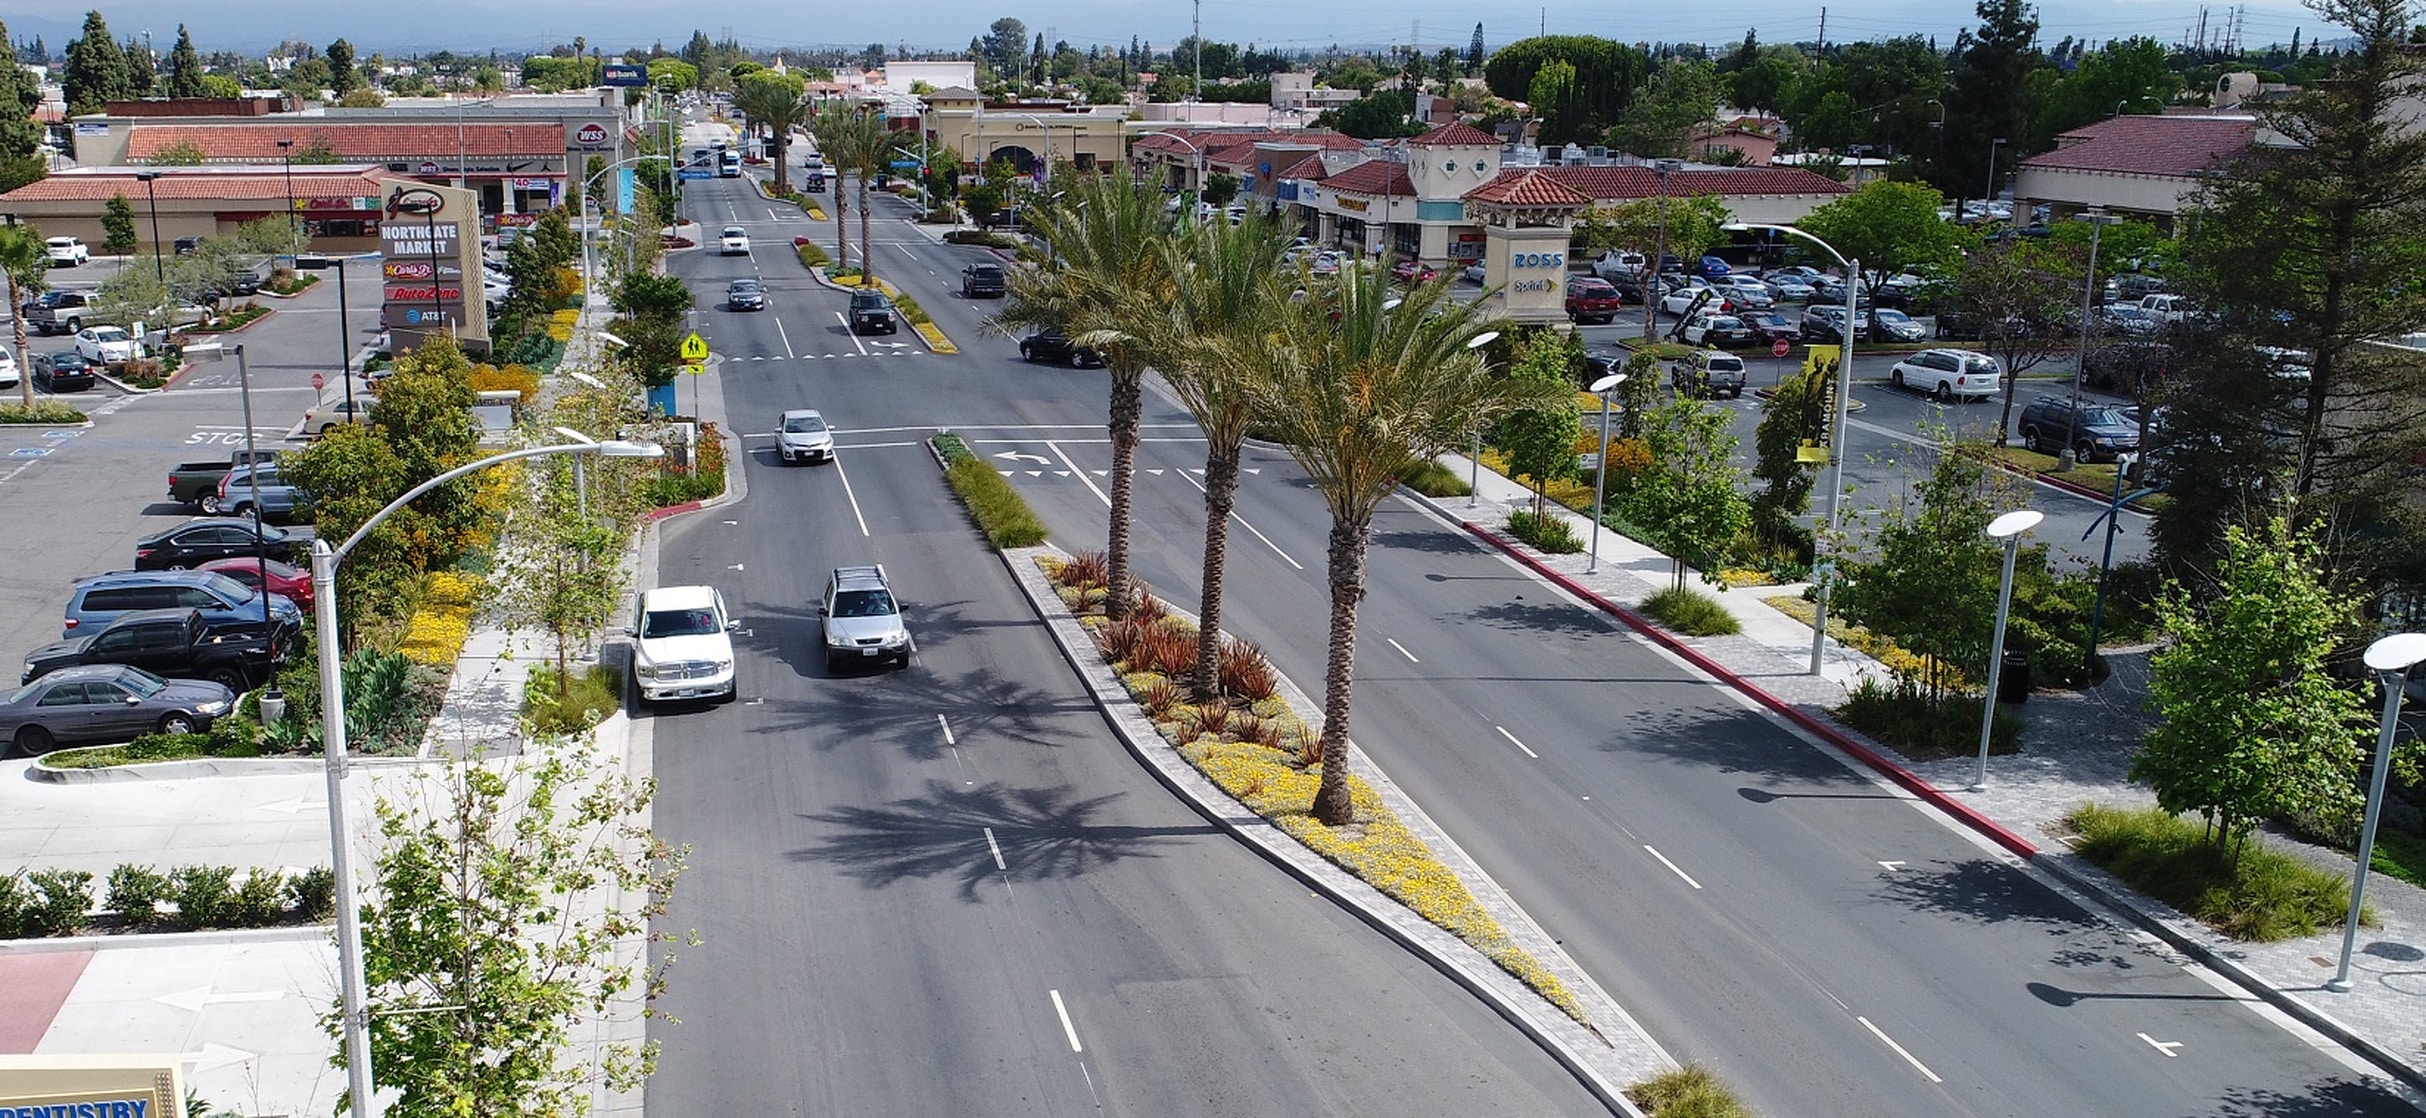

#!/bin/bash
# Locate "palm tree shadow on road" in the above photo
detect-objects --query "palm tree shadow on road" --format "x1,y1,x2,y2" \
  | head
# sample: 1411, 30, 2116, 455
790, 778, 1216, 900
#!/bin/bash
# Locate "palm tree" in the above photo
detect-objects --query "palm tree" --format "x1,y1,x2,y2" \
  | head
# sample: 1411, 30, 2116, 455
1244, 265, 1556, 825
1141, 213, 1295, 698
731, 72, 809, 195
991, 175, 1182, 622
0, 226, 49, 409
809, 101, 866, 274
833, 108, 910, 291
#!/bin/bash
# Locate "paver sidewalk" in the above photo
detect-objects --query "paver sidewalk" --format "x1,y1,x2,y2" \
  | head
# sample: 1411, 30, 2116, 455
1426, 449, 2426, 1092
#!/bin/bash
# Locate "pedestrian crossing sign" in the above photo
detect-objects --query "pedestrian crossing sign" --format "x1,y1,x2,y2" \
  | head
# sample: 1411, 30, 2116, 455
680, 333, 709, 363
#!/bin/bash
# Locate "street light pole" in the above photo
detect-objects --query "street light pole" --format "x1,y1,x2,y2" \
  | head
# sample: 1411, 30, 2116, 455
136, 171, 164, 283
1644, 158, 1679, 337
277, 139, 297, 271
1586, 373, 1626, 575
2060, 208, 2117, 470
1983, 137, 2009, 216
1971, 508, 2045, 791
2328, 632, 2426, 992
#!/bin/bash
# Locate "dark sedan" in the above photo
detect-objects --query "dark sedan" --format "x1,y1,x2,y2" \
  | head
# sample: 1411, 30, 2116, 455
0, 663, 233, 756
1739, 311, 1801, 346
135, 518, 298, 570
726, 279, 766, 311
1018, 329, 1103, 368
32, 351, 95, 392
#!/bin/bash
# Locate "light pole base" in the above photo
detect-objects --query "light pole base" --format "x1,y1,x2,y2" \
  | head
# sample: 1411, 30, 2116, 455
2054, 450, 2076, 472
1967, 782, 1988, 794
2324, 978, 2354, 993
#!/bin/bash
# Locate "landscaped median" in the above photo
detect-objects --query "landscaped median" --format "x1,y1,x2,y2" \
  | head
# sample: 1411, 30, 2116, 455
831, 271, 959, 355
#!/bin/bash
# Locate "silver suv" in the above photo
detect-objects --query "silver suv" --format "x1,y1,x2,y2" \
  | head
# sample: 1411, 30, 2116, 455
820, 565, 911, 670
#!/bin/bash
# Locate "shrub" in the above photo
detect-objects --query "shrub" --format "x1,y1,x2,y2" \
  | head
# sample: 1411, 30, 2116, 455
1628, 1065, 1752, 1118
1505, 509, 1582, 553
1134, 622, 1199, 677
1218, 639, 1279, 702
794, 240, 830, 270
642, 422, 730, 507
466, 362, 542, 404
1640, 585, 1742, 636
228, 869, 287, 926
107, 864, 172, 922
0, 869, 95, 937
2066, 803, 2362, 941
284, 866, 336, 920
0, 401, 89, 424
524, 663, 623, 737
1057, 549, 1110, 591
1837, 675, 2020, 761
942, 454, 1048, 548
1179, 700, 1233, 740
1133, 675, 1184, 719
168, 865, 239, 930
1397, 459, 1472, 498
943, 230, 1021, 248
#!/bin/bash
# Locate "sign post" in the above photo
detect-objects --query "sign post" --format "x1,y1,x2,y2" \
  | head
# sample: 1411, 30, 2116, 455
1772, 337, 1791, 384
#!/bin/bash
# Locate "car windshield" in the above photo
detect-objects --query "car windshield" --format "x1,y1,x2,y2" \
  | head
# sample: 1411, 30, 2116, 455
782, 414, 827, 434
2079, 406, 2130, 427
1873, 310, 1912, 324
90, 328, 128, 342
968, 266, 1002, 278
640, 607, 721, 638
723, 227, 744, 238
832, 589, 896, 618
1709, 317, 1742, 329
117, 667, 167, 697
198, 572, 255, 603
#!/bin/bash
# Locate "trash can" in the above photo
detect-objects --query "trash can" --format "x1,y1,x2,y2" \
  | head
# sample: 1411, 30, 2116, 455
1997, 651, 2031, 704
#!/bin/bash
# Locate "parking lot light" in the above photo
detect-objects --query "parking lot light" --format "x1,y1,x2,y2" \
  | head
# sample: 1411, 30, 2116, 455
2328, 632, 2426, 992
1971, 508, 2045, 791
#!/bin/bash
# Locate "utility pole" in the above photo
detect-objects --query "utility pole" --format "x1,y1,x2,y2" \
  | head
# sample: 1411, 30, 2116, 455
1192, 0, 1201, 103
1818, 7, 1828, 57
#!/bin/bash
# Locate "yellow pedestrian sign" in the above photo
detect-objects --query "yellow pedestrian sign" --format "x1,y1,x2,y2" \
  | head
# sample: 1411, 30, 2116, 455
680, 332, 709, 363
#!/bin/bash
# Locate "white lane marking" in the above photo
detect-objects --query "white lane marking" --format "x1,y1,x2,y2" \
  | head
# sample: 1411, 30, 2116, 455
2138, 1032, 2183, 1057
775, 316, 794, 358
895, 243, 920, 262
1043, 439, 1112, 509
1644, 845, 1703, 889
767, 206, 779, 222
1049, 990, 1084, 1053
984, 827, 1006, 871
1858, 1016, 1943, 1083
1172, 463, 1302, 568
1386, 638, 1420, 663
1878, 860, 1906, 872
1495, 725, 1538, 759
831, 452, 872, 537
938, 713, 956, 746
833, 310, 868, 354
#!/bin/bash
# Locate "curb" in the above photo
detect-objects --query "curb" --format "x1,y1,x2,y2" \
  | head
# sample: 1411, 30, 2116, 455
27, 750, 434, 784
0, 416, 94, 429
257, 276, 320, 299
90, 369, 161, 395
181, 307, 275, 337
0, 923, 331, 954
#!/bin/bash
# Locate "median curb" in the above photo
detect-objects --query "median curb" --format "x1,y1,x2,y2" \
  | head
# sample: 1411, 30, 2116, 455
25, 751, 433, 784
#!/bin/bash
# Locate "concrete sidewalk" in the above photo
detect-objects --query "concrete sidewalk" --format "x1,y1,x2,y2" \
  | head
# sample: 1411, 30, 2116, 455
1428, 449, 2426, 1093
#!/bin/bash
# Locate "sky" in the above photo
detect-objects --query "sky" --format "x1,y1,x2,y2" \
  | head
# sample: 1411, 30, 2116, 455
0, 0, 2337, 58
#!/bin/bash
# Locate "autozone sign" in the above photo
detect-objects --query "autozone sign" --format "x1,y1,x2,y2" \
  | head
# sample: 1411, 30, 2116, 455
384, 284, 464, 303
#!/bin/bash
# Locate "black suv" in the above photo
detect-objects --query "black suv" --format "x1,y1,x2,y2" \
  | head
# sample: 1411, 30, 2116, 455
2017, 394, 2140, 461
847, 289, 897, 335
1018, 329, 1102, 367
960, 263, 1006, 298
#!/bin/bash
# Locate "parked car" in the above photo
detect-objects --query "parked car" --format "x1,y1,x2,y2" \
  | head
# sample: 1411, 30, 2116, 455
1658, 279, 1720, 317
1308, 251, 1343, 276
1589, 249, 1647, 282
2082, 341, 2174, 394
0, 345, 15, 390
1390, 259, 1441, 284
2092, 303, 2164, 338
719, 226, 750, 255
1887, 348, 2003, 402
726, 278, 766, 311
1708, 275, 1775, 310
74, 326, 137, 365
217, 462, 313, 522
1758, 272, 1816, 302
172, 236, 202, 256
1866, 308, 1927, 343
960, 263, 1006, 298
1670, 350, 1748, 399
1692, 255, 1732, 278
847, 289, 897, 335
1019, 328, 1102, 367
21, 607, 284, 691
2107, 273, 2168, 302
1680, 313, 1754, 349
1738, 311, 1801, 346
31, 351, 95, 392
134, 518, 297, 570
196, 556, 313, 613
624, 584, 738, 705
20, 290, 93, 336
44, 236, 88, 266
2138, 293, 2191, 322
2018, 394, 2140, 461
0, 664, 234, 756
166, 449, 282, 511
776, 408, 835, 465
62, 569, 302, 639
1564, 276, 1625, 324
302, 397, 374, 436
820, 565, 912, 670
1460, 261, 1488, 284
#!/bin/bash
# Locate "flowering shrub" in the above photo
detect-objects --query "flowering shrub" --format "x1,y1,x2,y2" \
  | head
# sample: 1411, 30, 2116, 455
466, 363, 542, 404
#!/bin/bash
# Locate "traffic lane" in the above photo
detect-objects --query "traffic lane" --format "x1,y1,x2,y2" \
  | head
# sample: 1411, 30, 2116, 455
650, 383, 1608, 1117
1022, 435, 2407, 1116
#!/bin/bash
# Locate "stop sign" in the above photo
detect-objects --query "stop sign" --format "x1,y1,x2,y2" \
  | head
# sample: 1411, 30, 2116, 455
311, 372, 325, 391
1772, 339, 1792, 358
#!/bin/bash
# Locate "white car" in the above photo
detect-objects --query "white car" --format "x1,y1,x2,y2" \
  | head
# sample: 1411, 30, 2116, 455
1888, 348, 2003, 401
0, 344, 16, 388
74, 326, 137, 365
1462, 261, 1488, 284
302, 397, 373, 435
776, 408, 835, 465
1758, 273, 1816, 301
1658, 278, 1718, 316
1590, 249, 1646, 281
720, 226, 750, 255
626, 585, 738, 704
45, 237, 87, 266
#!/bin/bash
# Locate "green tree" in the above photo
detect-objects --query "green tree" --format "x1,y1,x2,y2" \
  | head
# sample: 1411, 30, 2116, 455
1572, 193, 1731, 261
984, 17, 1030, 79
1482, 36, 1649, 145
325, 38, 358, 97
2032, 36, 2174, 146
0, 19, 44, 158
647, 58, 697, 93
1198, 172, 1239, 208
1834, 442, 2019, 707
339, 742, 686, 1118
812, 103, 909, 289
63, 11, 134, 116
1950, 238, 2076, 442
2133, 518, 2367, 851
1622, 390, 1750, 590
1527, 60, 1583, 147
1941, 0, 2046, 211
201, 74, 244, 100
1607, 57, 1722, 160
162, 25, 205, 99
1318, 88, 1422, 139
292, 133, 342, 164
0, 225, 47, 408
120, 36, 154, 97
731, 69, 807, 194
100, 193, 138, 256
1795, 180, 1966, 319
495, 468, 625, 695
1491, 332, 1583, 519
1750, 359, 1827, 554
1243, 264, 1555, 825
991, 175, 1182, 622
150, 140, 207, 166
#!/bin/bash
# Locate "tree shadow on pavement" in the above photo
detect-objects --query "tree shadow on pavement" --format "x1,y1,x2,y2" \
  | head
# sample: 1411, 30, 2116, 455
1604, 698, 1870, 786
1463, 597, 1621, 639
2197, 1079, 2416, 1118
791, 778, 1215, 900
1869, 858, 2109, 941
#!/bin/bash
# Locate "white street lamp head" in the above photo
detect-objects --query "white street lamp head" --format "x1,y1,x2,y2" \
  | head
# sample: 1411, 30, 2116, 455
1589, 372, 1627, 392
597, 332, 630, 349
551, 426, 597, 445
568, 371, 606, 390
2363, 632, 2426, 673
1466, 330, 1500, 349
1986, 509, 2045, 539
598, 439, 666, 458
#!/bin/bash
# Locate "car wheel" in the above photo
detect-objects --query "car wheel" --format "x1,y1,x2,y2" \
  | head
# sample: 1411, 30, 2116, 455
319, 424, 337, 435
64, 317, 79, 333
13, 725, 53, 756
1935, 382, 1955, 403
1019, 345, 1035, 362
1890, 368, 1905, 389
199, 494, 223, 514
165, 562, 188, 571
2020, 426, 2042, 451
229, 503, 252, 519
158, 713, 197, 736
2075, 440, 2098, 462
208, 667, 245, 691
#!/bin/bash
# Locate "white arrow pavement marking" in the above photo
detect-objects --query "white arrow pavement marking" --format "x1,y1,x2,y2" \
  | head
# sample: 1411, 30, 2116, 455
998, 470, 1014, 477
729, 563, 745, 571
1024, 470, 1043, 477
1878, 860, 1906, 872
2138, 1032, 2183, 1057
178, 1042, 258, 1074
258, 796, 315, 815
159, 986, 285, 1012
984, 827, 1007, 871
1243, 467, 1261, 474
992, 451, 1052, 465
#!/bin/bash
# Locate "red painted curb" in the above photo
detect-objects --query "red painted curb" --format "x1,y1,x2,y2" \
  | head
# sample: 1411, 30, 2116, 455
646, 499, 703, 521
1461, 521, 2041, 860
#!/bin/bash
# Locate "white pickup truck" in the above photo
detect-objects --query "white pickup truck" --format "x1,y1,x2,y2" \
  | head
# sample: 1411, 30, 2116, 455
1589, 249, 1646, 281
2138, 293, 2190, 322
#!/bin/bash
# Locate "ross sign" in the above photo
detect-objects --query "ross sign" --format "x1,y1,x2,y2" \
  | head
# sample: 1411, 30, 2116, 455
1773, 339, 1792, 358
379, 222, 460, 258
679, 333, 709, 363
601, 64, 649, 88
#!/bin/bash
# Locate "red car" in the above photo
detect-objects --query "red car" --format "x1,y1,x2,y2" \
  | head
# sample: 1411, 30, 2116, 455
1564, 276, 1626, 325
1390, 259, 1440, 284
198, 556, 313, 612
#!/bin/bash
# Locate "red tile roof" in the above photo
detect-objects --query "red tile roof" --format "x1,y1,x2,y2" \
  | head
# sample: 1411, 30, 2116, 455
1463, 168, 1594, 207
2020, 114, 2255, 177
126, 122, 568, 162
1319, 159, 1414, 197
1408, 121, 1500, 148
1275, 154, 1329, 180
2, 168, 406, 203
1516, 165, 1849, 202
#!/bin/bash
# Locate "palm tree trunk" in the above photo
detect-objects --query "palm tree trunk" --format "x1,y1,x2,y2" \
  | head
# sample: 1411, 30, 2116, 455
772, 132, 789, 196
833, 175, 850, 274
858, 174, 877, 289
9, 276, 27, 410
1189, 444, 1240, 700
1104, 362, 1142, 622
1311, 514, 1372, 826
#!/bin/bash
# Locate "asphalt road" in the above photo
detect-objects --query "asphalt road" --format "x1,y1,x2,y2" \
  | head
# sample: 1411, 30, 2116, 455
0, 256, 378, 666
642, 164, 1607, 1116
